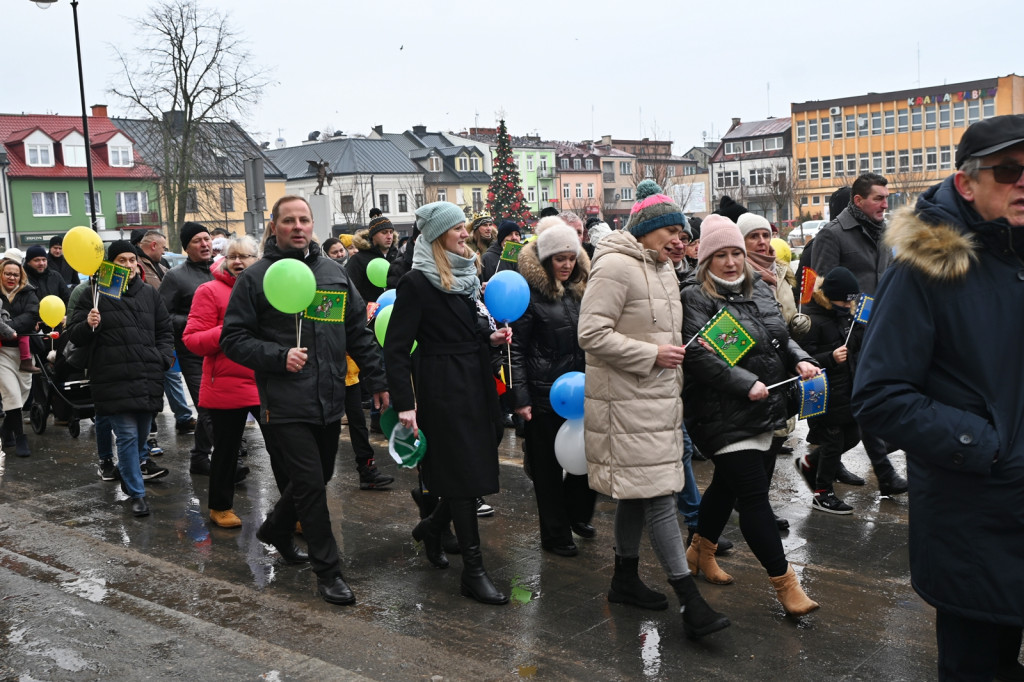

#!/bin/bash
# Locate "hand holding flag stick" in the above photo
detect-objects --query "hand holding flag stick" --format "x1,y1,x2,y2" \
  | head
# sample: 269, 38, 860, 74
657, 308, 757, 378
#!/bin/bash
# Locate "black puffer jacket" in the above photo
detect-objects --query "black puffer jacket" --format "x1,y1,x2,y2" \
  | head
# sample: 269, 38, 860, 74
221, 236, 385, 426
159, 257, 214, 351
48, 253, 79, 288
27, 267, 71, 305
0, 285, 39, 349
801, 290, 862, 425
346, 229, 397, 304
68, 275, 174, 415
481, 239, 519, 282
681, 273, 813, 455
509, 242, 589, 413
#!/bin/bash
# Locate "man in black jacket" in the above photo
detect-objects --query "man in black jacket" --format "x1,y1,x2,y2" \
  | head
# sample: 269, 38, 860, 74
222, 195, 388, 606
46, 235, 78, 288
25, 245, 70, 305
345, 213, 397, 304
159, 222, 214, 474
853, 114, 1024, 682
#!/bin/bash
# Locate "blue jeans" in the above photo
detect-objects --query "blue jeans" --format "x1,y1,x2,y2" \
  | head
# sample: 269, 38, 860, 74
109, 412, 151, 499
96, 414, 113, 462
163, 368, 193, 424
676, 424, 701, 529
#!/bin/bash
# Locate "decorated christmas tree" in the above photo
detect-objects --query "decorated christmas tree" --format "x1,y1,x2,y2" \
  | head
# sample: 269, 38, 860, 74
485, 119, 532, 225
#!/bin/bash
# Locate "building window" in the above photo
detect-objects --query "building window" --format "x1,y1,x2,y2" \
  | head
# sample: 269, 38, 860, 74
812, 196, 821, 205
64, 144, 87, 167
833, 156, 845, 177
764, 136, 783, 151
940, 146, 952, 170
912, 150, 923, 172
939, 103, 951, 129
724, 141, 742, 155
83, 191, 101, 214
457, 156, 469, 172
525, 187, 534, 204
436, 189, 447, 202
573, 158, 582, 170
109, 145, 132, 167
560, 158, 569, 169
912, 108, 923, 131
31, 191, 69, 216
379, 194, 390, 213
526, 155, 535, 171
667, 165, 676, 177
541, 186, 549, 202
717, 170, 740, 188
870, 112, 882, 136
832, 116, 843, 139
470, 156, 481, 171
885, 151, 896, 174
820, 118, 831, 140
428, 157, 441, 172
27, 144, 53, 167
118, 191, 150, 215
563, 183, 570, 199
399, 193, 409, 212
968, 100, 981, 124
684, 165, 696, 176
845, 115, 856, 137
925, 105, 937, 130
797, 159, 807, 180
983, 99, 995, 119
898, 109, 909, 133
185, 188, 200, 212
539, 157, 548, 171
219, 187, 233, 212
954, 103, 966, 127
575, 183, 583, 198
808, 119, 818, 142
340, 195, 354, 213
620, 188, 633, 201
809, 157, 819, 180
619, 161, 632, 175
749, 168, 771, 185
884, 110, 895, 134
898, 150, 910, 172
584, 158, 593, 170
796, 121, 806, 143
801, 196, 809, 206
415, 193, 424, 207
587, 183, 594, 198
860, 154, 870, 172
872, 153, 883, 173
926, 148, 938, 171
744, 139, 764, 153
821, 158, 831, 179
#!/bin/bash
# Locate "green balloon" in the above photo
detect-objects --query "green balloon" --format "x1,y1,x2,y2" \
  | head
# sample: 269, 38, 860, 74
367, 258, 390, 289
373, 304, 417, 353
264, 259, 316, 314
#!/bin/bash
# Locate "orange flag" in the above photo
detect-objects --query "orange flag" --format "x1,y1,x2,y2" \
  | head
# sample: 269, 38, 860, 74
799, 267, 818, 305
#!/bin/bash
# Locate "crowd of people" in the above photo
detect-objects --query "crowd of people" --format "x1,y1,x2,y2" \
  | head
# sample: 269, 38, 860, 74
5, 115, 1023, 678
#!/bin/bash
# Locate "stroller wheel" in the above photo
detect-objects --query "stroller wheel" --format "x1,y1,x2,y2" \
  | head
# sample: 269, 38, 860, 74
69, 420, 80, 438
30, 403, 47, 435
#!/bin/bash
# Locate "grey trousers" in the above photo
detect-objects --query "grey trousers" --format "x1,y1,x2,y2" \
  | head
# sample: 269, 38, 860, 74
614, 494, 690, 581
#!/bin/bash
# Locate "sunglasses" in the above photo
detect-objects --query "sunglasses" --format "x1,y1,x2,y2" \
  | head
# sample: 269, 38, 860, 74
977, 163, 1024, 184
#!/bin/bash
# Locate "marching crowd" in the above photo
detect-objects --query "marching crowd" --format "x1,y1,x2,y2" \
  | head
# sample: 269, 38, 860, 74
4, 115, 1024, 679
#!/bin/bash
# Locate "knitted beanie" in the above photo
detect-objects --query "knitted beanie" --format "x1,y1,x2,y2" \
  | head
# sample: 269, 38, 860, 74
415, 201, 467, 243
107, 240, 136, 262
338, 233, 354, 248
696, 215, 746, 266
470, 215, 494, 232
368, 214, 395, 239
49, 235, 63, 248
25, 245, 48, 262
715, 196, 748, 222
822, 266, 860, 301
688, 216, 703, 240
588, 220, 613, 245
536, 224, 580, 261
495, 220, 522, 244
180, 221, 210, 248
534, 216, 566, 235
735, 213, 772, 239
625, 180, 686, 239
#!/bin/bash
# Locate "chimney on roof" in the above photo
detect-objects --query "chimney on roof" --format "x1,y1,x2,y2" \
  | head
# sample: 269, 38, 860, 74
90, 104, 108, 118
600, 134, 613, 146
729, 118, 741, 132
412, 124, 427, 136
372, 124, 383, 136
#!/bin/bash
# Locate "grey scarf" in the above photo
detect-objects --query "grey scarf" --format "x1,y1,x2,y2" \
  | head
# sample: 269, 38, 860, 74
412, 236, 481, 299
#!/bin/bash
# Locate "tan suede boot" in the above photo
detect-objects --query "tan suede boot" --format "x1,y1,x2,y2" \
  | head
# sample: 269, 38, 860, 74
769, 564, 819, 616
685, 533, 734, 585
210, 509, 242, 528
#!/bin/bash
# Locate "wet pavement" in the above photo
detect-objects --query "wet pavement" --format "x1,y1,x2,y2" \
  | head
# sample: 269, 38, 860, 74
0, 409, 941, 680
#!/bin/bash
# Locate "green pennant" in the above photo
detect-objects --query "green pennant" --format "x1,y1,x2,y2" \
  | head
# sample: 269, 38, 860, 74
699, 308, 756, 367
96, 261, 131, 299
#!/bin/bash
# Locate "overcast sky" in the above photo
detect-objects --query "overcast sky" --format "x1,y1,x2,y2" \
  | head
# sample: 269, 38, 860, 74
5, 0, 1020, 155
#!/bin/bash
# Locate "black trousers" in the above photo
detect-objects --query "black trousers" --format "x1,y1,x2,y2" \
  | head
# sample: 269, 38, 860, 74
208, 406, 263, 511
524, 410, 596, 547
343, 381, 373, 464
860, 426, 895, 479
698, 447, 787, 577
935, 610, 1023, 681
261, 421, 342, 579
809, 420, 861, 491
177, 349, 213, 461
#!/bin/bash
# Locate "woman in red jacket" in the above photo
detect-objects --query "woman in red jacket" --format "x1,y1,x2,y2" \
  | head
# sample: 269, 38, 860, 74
183, 236, 266, 528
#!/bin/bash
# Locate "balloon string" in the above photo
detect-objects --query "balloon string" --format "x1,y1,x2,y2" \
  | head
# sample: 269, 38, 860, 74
296, 313, 302, 349
505, 322, 512, 389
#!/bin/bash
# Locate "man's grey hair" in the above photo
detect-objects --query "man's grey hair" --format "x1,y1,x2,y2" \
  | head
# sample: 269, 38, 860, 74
959, 156, 981, 179
557, 211, 584, 229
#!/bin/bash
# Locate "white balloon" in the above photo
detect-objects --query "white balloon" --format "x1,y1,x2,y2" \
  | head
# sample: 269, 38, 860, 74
554, 418, 588, 476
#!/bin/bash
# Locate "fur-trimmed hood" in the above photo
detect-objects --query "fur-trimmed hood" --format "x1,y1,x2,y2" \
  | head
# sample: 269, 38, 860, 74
352, 229, 373, 251
516, 240, 590, 302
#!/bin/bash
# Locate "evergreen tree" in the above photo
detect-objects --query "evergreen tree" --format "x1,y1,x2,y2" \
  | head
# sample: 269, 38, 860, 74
485, 119, 532, 225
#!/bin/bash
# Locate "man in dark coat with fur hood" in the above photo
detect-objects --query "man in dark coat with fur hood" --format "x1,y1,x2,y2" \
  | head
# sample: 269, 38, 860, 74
853, 115, 1024, 681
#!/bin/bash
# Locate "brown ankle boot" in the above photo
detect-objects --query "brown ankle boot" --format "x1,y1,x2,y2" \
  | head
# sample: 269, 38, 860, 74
769, 564, 819, 616
685, 533, 734, 585
20, 358, 40, 374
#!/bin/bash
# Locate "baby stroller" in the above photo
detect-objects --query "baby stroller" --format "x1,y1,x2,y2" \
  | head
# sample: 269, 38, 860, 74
29, 341, 94, 438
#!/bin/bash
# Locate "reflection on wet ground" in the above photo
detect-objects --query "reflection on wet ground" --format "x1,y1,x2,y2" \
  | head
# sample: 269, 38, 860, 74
0, 411, 945, 679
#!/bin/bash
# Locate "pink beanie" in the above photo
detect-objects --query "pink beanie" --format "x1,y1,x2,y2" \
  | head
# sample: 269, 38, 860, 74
697, 215, 746, 266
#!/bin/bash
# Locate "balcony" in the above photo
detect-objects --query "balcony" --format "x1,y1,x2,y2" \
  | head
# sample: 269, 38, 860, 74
116, 211, 160, 227
536, 168, 555, 179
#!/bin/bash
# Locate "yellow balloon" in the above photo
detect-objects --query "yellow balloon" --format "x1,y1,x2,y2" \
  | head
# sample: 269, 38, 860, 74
63, 225, 104, 275
39, 295, 66, 328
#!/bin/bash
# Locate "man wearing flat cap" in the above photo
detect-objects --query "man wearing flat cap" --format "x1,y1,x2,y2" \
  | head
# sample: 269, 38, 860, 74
853, 114, 1024, 681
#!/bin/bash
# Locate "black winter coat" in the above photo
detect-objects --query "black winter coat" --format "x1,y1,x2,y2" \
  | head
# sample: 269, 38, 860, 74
384, 269, 502, 498
481, 239, 519, 282
0, 285, 39, 350
346, 230, 397, 304
68, 275, 174, 415
47, 253, 79, 288
853, 177, 1024, 627
509, 242, 589, 414
221, 238, 385, 426
809, 207, 892, 295
681, 274, 813, 455
27, 268, 70, 305
159, 257, 214, 358
801, 291, 862, 425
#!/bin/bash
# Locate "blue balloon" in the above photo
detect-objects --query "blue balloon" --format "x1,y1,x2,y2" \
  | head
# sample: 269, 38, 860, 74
550, 371, 586, 420
484, 271, 530, 323
375, 288, 397, 316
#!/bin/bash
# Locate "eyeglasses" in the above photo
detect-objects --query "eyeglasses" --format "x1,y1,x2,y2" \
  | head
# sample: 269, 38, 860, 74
977, 163, 1024, 184
227, 254, 257, 261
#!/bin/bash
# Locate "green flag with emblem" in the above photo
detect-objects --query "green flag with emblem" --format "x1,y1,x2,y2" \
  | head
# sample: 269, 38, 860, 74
699, 308, 756, 367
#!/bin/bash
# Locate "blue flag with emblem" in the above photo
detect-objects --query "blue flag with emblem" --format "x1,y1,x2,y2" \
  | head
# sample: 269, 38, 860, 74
798, 372, 829, 420
852, 294, 874, 325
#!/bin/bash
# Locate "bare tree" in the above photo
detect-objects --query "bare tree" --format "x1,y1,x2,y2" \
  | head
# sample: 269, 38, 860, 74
663, 176, 705, 215
111, 0, 269, 246
763, 161, 795, 225
331, 174, 375, 228
886, 165, 933, 211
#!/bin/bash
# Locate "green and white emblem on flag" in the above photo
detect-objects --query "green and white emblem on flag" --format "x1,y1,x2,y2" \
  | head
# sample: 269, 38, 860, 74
699, 308, 756, 367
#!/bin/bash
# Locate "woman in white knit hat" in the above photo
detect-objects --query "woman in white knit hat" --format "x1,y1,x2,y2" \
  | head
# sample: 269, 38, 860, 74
509, 222, 595, 558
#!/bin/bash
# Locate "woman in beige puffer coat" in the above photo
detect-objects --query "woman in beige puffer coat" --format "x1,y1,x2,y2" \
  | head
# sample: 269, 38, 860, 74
577, 181, 729, 640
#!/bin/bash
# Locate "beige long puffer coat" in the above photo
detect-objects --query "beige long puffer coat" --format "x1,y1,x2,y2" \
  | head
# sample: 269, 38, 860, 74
577, 230, 685, 500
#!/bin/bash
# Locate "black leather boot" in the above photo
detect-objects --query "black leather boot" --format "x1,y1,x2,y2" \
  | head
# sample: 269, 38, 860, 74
413, 487, 460, 554
412, 498, 449, 568
450, 497, 507, 605
670, 574, 730, 639
608, 555, 669, 610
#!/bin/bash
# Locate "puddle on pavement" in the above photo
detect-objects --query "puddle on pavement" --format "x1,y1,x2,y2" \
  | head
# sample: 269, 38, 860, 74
509, 574, 536, 604
516, 663, 538, 677
174, 498, 212, 569
639, 620, 662, 678
59, 569, 109, 604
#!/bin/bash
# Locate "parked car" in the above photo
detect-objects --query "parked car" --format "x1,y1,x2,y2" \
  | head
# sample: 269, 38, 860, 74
788, 220, 828, 246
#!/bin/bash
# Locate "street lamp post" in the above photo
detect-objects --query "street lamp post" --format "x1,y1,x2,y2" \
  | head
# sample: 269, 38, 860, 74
33, 0, 98, 232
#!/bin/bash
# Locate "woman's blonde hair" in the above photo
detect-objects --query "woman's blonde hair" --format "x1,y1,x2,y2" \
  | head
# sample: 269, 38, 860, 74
0, 259, 27, 302
694, 257, 755, 300
429, 237, 480, 290
219, 235, 260, 274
